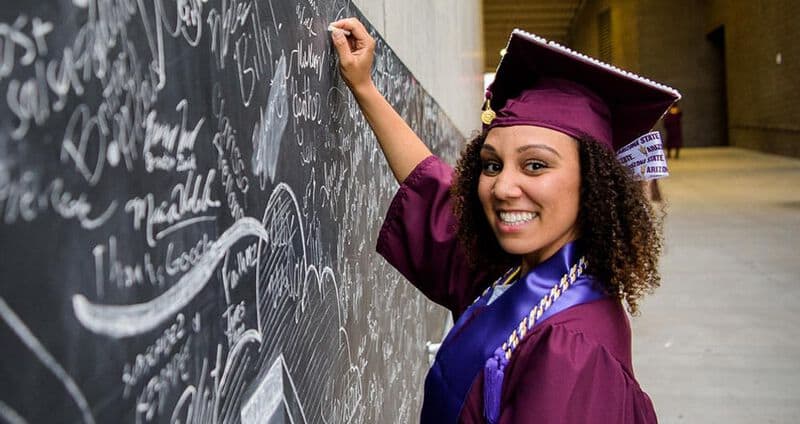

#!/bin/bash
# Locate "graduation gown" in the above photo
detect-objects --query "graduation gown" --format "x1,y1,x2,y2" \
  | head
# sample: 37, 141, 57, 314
377, 155, 658, 423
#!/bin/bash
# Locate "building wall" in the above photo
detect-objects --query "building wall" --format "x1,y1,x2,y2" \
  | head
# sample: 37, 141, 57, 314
637, 0, 725, 148
572, 0, 800, 156
708, 0, 800, 156
353, 0, 485, 138
571, 0, 641, 72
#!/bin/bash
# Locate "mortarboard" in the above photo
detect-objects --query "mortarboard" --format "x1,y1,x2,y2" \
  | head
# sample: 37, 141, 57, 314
482, 30, 681, 153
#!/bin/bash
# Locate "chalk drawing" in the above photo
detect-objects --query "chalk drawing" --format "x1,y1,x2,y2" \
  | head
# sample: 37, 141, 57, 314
73, 217, 270, 338
252, 53, 289, 188
241, 354, 308, 424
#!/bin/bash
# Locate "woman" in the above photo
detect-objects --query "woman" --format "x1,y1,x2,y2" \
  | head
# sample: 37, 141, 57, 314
330, 18, 679, 423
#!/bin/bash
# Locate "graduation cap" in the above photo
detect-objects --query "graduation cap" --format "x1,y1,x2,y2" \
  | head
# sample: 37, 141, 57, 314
483, 30, 681, 153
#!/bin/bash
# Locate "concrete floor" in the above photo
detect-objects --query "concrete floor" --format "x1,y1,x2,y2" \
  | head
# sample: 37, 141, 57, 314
631, 147, 800, 424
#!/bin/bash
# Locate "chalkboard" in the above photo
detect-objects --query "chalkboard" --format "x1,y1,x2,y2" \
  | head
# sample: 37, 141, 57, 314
0, 0, 465, 422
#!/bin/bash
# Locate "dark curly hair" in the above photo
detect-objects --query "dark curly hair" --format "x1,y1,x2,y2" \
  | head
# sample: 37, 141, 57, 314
451, 132, 662, 314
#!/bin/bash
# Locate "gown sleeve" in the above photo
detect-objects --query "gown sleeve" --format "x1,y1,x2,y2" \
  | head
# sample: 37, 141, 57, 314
498, 324, 658, 423
376, 155, 485, 314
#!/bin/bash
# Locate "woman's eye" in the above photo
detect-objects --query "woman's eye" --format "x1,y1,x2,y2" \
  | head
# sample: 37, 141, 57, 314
524, 161, 547, 172
482, 161, 502, 175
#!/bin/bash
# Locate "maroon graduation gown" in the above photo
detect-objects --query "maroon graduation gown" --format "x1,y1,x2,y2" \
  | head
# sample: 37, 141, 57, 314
377, 155, 658, 423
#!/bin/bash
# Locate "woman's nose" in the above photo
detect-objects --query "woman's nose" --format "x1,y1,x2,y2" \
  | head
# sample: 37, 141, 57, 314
491, 171, 522, 199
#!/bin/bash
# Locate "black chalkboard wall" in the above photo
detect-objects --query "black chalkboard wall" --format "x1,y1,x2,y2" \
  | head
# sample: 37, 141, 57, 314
0, 0, 465, 422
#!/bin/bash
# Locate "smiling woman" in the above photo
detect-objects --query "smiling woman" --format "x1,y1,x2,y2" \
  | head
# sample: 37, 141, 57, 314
476, 126, 581, 274
331, 18, 679, 424
456, 130, 664, 315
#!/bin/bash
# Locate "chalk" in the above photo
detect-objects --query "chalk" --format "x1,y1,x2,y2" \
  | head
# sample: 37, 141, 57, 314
327, 24, 351, 36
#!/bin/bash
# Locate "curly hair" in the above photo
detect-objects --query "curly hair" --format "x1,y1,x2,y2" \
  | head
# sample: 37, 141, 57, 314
451, 132, 662, 314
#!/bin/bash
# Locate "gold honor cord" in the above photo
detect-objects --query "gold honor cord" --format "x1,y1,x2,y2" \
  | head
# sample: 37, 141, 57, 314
500, 257, 588, 360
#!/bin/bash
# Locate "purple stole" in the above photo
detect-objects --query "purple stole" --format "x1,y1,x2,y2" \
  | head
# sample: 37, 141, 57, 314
420, 242, 606, 423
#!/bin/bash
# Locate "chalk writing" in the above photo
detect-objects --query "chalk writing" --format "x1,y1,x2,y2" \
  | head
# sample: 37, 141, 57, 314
165, 234, 214, 277
124, 169, 220, 247
142, 100, 205, 173
211, 84, 249, 220
290, 38, 326, 79
122, 313, 190, 398
295, 4, 317, 37
135, 335, 193, 421
222, 241, 259, 299
0, 171, 116, 229
222, 301, 247, 345
74, 217, 268, 338
92, 236, 166, 299
290, 75, 321, 125
208, 0, 251, 68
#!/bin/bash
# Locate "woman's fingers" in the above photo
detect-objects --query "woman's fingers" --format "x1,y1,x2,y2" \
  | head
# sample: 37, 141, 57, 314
331, 18, 374, 54
346, 18, 371, 45
330, 25, 352, 61
331, 18, 370, 42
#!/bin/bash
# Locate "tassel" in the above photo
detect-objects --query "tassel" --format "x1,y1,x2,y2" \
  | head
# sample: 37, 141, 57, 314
484, 347, 508, 424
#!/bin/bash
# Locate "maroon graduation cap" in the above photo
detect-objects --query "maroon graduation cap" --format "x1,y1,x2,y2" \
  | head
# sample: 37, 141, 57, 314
483, 30, 681, 152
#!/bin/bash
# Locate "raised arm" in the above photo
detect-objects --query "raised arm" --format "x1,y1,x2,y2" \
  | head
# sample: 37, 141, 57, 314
330, 18, 432, 184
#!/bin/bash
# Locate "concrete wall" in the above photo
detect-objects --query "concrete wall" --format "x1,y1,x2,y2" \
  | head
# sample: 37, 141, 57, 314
353, 0, 485, 138
637, 0, 726, 148
708, 0, 800, 157
571, 0, 641, 73
572, 0, 800, 156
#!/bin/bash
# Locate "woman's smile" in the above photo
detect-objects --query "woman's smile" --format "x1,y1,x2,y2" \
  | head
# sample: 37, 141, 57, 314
496, 210, 539, 229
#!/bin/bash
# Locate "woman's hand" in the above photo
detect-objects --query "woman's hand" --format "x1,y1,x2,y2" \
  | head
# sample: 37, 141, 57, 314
330, 18, 376, 94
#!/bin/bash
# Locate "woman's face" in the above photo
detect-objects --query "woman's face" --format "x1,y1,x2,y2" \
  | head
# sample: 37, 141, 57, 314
478, 125, 581, 268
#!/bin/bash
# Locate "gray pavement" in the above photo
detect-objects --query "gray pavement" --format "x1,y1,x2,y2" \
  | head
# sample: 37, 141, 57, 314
632, 147, 800, 424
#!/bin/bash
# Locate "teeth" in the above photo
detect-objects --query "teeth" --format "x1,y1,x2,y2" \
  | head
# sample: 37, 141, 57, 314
499, 211, 536, 225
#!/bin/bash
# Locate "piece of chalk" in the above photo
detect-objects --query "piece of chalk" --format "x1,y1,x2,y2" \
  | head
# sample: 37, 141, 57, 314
327, 24, 351, 36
